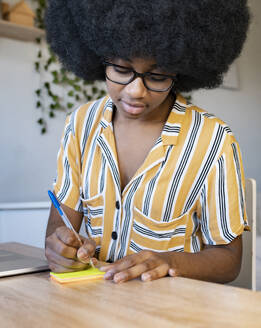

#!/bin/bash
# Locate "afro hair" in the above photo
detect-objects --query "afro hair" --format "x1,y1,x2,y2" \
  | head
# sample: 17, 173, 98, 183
45, 0, 250, 92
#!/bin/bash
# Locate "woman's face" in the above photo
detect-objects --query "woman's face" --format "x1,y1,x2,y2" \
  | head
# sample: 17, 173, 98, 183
105, 57, 175, 121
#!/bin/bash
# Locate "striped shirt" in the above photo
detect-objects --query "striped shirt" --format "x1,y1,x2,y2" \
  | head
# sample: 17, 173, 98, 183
54, 94, 249, 262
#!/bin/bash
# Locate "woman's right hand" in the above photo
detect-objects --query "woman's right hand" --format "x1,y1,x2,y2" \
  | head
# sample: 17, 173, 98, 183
45, 226, 97, 272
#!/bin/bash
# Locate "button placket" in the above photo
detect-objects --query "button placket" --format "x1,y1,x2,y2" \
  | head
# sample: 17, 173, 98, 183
112, 200, 120, 241
113, 199, 121, 259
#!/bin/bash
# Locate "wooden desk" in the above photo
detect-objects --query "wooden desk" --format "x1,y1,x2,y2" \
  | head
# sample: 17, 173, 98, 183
1, 243, 261, 328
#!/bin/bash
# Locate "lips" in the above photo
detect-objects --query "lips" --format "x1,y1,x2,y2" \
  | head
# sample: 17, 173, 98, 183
120, 100, 147, 115
122, 100, 145, 108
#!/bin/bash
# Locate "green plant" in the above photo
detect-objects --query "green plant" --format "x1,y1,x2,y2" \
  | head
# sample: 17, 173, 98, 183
33, 0, 107, 134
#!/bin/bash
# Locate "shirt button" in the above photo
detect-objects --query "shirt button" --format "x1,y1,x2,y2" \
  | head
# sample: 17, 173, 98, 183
111, 231, 118, 240
115, 200, 120, 209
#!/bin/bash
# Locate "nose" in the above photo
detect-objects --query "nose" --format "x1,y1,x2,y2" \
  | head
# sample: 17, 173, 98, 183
124, 77, 147, 99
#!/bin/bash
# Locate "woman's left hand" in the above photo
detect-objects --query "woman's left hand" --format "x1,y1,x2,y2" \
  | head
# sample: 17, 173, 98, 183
100, 250, 176, 283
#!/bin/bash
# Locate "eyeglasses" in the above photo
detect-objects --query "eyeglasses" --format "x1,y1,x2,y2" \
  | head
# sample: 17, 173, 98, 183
104, 61, 176, 92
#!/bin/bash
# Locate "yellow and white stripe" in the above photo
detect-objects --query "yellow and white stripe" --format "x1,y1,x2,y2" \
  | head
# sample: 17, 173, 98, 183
54, 94, 249, 262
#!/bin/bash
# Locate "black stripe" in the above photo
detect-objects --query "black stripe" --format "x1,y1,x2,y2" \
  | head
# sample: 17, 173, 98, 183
133, 222, 185, 239
143, 146, 173, 215
183, 124, 225, 213
84, 133, 100, 198
87, 219, 102, 236
99, 154, 106, 193
97, 136, 121, 194
218, 156, 234, 242
163, 111, 202, 221
58, 158, 70, 201
174, 102, 186, 113
81, 99, 102, 162
231, 143, 245, 220
117, 176, 143, 259
200, 185, 213, 245
163, 126, 180, 133
130, 241, 143, 253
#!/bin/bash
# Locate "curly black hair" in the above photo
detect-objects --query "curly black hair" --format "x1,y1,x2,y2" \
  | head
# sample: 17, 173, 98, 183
45, 0, 250, 92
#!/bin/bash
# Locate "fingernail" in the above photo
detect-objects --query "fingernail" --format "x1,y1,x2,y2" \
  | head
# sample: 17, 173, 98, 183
104, 271, 114, 280
99, 266, 108, 271
114, 273, 126, 283
77, 249, 84, 258
169, 268, 177, 277
142, 273, 151, 282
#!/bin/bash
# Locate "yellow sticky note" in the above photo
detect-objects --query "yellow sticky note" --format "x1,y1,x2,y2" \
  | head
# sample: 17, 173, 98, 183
50, 267, 105, 284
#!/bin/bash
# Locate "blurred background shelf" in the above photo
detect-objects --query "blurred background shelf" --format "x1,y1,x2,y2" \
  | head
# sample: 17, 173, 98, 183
0, 19, 44, 41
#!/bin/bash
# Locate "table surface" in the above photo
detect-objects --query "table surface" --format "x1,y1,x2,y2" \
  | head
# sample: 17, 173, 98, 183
1, 243, 261, 328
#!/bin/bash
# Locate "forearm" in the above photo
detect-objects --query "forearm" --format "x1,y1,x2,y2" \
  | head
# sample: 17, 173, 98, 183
45, 206, 64, 239
45, 203, 83, 239
166, 237, 242, 283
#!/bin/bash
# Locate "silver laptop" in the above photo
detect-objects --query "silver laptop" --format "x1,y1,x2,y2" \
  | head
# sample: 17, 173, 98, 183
0, 249, 49, 277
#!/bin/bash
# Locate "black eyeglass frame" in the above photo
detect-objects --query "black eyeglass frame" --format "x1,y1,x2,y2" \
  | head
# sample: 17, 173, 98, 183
103, 61, 177, 92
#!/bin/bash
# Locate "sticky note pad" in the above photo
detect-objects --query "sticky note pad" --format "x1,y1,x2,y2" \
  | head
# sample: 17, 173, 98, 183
50, 267, 105, 284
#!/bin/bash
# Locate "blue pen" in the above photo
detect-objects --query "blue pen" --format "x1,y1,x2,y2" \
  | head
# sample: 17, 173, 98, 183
48, 190, 95, 268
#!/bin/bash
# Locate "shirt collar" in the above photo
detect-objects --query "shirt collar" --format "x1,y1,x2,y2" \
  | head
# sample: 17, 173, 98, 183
99, 93, 188, 146
161, 93, 187, 146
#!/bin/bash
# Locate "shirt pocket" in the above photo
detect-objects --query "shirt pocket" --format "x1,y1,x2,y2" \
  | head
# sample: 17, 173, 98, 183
80, 193, 104, 250
129, 207, 187, 253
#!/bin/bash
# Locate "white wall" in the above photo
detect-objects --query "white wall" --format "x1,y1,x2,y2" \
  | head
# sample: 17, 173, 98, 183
0, 0, 260, 227
0, 37, 67, 203
0, 203, 49, 248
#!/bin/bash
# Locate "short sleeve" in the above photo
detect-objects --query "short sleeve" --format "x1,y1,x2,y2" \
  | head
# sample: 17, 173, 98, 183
53, 114, 82, 212
198, 134, 249, 245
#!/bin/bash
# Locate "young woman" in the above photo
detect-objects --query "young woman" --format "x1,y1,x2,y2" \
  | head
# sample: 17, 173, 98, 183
44, 0, 250, 284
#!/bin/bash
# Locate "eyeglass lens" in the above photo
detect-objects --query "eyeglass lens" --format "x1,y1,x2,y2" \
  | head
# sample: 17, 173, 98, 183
105, 64, 174, 92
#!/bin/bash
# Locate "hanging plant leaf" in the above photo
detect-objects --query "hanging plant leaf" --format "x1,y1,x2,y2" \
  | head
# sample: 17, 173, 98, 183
92, 87, 98, 94
41, 127, 47, 134
52, 95, 59, 102
47, 57, 53, 66
54, 103, 61, 109
44, 82, 50, 89
67, 102, 74, 109
34, 0, 107, 134
35, 62, 40, 71
99, 90, 106, 97
51, 71, 58, 78
73, 85, 81, 92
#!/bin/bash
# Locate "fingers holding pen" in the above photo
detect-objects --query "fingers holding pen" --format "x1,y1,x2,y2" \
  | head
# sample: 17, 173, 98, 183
55, 226, 82, 248
77, 238, 97, 264
46, 228, 78, 260
45, 227, 92, 271
46, 246, 89, 272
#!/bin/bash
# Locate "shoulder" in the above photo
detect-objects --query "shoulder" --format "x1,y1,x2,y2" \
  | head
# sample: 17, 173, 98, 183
179, 94, 235, 141
66, 95, 111, 138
